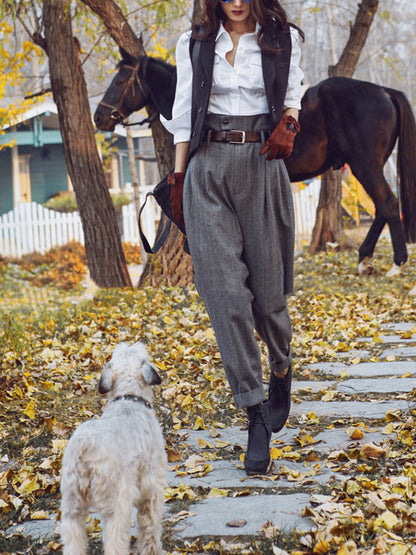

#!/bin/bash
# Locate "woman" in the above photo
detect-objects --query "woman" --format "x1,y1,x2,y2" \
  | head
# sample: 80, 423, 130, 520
162, 0, 304, 475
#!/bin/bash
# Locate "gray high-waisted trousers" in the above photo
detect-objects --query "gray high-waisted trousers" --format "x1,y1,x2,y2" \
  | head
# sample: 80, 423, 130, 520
183, 113, 295, 409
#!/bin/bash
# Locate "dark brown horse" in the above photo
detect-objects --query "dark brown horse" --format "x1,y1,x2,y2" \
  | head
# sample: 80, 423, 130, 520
94, 50, 416, 274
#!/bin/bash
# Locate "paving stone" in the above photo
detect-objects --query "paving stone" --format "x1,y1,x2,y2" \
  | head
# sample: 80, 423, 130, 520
295, 377, 416, 395
381, 346, 416, 358
292, 380, 336, 392
334, 348, 371, 360
171, 493, 315, 538
313, 428, 389, 452
177, 427, 300, 452
291, 400, 409, 419
382, 323, 415, 332
337, 377, 416, 394
168, 458, 343, 490
308, 360, 416, 377
358, 335, 416, 344
7, 519, 59, 542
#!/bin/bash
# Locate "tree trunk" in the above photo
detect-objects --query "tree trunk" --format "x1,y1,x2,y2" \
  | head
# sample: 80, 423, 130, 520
309, 0, 379, 253
81, 0, 194, 286
309, 170, 343, 252
42, 0, 131, 287
329, 0, 379, 79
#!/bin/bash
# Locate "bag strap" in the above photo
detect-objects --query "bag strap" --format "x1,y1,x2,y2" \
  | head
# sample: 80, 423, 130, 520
138, 192, 172, 254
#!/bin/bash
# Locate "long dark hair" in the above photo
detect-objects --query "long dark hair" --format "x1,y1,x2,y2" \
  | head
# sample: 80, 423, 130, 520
192, 0, 304, 49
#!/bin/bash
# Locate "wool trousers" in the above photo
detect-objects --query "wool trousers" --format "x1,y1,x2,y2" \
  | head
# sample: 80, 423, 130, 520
184, 114, 295, 409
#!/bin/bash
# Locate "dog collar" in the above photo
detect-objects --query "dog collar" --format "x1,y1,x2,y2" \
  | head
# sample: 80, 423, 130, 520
112, 395, 152, 409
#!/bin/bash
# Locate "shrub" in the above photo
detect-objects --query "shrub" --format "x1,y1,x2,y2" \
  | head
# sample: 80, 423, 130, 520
44, 192, 132, 213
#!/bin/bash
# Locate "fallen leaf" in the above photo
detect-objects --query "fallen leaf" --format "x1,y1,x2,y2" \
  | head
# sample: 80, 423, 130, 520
362, 442, 386, 459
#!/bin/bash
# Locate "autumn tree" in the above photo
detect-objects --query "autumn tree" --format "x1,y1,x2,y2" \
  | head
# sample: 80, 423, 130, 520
309, 0, 379, 253
0, 20, 40, 149
1, 0, 132, 287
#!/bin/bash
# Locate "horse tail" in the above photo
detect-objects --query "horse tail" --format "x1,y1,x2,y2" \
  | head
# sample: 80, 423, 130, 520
386, 87, 416, 242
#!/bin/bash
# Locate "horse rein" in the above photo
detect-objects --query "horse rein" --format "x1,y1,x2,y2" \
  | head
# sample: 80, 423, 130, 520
98, 58, 148, 125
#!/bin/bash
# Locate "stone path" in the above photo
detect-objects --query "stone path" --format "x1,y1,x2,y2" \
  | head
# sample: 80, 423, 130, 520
7, 322, 416, 551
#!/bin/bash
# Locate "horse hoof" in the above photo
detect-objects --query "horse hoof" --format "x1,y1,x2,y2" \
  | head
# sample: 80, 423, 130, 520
358, 257, 374, 275
385, 261, 408, 277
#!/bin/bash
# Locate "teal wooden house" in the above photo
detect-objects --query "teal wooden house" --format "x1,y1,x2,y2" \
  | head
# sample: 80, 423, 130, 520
0, 101, 159, 217
0, 102, 72, 215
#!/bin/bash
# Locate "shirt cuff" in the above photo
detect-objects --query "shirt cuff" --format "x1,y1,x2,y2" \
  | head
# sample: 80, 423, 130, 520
173, 129, 191, 144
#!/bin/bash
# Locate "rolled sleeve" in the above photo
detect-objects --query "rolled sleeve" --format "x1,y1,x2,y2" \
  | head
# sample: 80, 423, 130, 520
160, 30, 193, 144
283, 28, 304, 111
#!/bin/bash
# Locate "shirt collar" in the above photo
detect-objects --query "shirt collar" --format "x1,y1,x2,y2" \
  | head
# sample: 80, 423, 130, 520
216, 21, 260, 41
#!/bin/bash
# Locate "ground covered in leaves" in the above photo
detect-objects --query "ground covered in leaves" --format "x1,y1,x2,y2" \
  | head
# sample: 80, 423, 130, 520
1, 238, 416, 554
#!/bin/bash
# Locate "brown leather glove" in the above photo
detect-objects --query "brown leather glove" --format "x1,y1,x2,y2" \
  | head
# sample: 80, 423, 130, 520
168, 170, 185, 230
259, 115, 300, 161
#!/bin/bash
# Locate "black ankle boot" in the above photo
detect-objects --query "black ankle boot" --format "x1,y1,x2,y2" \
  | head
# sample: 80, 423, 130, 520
269, 366, 292, 433
244, 401, 271, 476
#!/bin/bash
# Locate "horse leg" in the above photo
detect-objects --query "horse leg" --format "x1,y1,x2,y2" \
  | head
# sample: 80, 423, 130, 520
351, 166, 408, 274
385, 214, 408, 276
358, 213, 386, 274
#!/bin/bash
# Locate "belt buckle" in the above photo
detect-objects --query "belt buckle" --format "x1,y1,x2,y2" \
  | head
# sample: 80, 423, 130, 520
229, 130, 246, 144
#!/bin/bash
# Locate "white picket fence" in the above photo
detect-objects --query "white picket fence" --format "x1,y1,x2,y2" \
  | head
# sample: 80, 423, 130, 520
0, 195, 158, 258
292, 178, 321, 250
0, 180, 321, 258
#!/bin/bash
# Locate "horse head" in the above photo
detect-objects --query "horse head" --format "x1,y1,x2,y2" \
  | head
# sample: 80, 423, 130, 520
94, 48, 176, 131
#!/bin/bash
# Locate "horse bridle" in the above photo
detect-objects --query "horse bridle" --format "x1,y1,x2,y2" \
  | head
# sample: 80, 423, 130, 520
98, 58, 148, 125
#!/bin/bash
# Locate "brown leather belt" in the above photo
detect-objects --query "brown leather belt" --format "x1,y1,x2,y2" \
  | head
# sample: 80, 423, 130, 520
203, 129, 262, 144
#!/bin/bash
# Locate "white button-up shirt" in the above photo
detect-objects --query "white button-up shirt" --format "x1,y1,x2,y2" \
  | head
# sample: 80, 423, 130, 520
161, 23, 304, 144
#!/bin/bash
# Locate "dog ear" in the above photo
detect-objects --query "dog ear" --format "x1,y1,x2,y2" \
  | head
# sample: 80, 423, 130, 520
99, 362, 113, 394
143, 363, 162, 386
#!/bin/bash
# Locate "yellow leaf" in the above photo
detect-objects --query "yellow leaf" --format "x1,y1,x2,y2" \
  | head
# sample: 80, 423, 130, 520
31, 510, 50, 520
193, 416, 205, 430
23, 400, 35, 420
86, 517, 102, 533
19, 477, 40, 494
207, 488, 229, 498
362, 442, 386, 459
197, 438, 214, 449
270, 447, 282, 460
215, 439, 230, 448
398, 430, 413, 446
382, 422, 395, 435
308, 412, 320, 423
385, 410, 401, 422
295, 432, 318, 447
313, 536, 331, 554
205, 328, 216, 340
373, 510, 399, 531
347, 427, 364, 440
181, 393, 193, 410
321, 390, 337, 402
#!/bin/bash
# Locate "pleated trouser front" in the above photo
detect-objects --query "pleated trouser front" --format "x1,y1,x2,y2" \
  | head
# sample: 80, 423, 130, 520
184, 114, 295, 409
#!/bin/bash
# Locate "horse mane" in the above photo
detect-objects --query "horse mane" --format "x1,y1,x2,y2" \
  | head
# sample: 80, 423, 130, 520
117, 54, 175, 75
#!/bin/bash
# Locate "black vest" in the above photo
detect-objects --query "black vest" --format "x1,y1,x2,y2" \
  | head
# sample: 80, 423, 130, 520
189, 24, 292, 157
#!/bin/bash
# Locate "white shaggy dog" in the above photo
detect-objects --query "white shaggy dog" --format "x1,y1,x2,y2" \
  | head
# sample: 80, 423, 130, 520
60, 342, 166, 555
